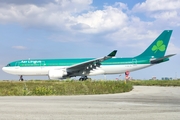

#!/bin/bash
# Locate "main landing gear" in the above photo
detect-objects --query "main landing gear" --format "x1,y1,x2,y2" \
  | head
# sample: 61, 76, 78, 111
19, 75, 24, 81
79, 76, 90, 81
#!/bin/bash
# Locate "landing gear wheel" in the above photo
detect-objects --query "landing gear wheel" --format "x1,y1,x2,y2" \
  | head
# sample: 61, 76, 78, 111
79, 76, 88, 81
19, 75, 24, 81
79, 78, 82, 81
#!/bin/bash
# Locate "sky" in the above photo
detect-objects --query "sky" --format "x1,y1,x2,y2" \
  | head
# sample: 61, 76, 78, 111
0, 0, 180, 80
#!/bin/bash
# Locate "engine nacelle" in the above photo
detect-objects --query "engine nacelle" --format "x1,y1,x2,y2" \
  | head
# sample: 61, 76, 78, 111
48, 69, 67, 80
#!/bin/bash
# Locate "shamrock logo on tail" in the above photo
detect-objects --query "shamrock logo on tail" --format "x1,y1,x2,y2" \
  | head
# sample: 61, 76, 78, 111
152, 40, 166, 53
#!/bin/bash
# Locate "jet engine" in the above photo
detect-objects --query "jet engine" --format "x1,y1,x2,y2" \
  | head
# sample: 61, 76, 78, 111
48, 69, 67, 80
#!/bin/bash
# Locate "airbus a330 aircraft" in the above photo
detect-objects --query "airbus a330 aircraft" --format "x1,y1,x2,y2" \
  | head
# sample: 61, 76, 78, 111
2, 30, 175, 81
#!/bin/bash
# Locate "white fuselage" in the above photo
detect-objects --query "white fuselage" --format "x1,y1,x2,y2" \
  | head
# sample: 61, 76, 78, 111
2, 64, 152, 76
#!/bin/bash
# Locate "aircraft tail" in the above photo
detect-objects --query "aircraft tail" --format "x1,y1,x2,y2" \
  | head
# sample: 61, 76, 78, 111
135, 30, 172, 58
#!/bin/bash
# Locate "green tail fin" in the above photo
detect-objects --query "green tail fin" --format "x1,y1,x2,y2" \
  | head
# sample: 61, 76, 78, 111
135, 30, 172, 58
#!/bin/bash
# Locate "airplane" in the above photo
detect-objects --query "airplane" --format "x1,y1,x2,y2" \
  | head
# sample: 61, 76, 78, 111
2, 30, 175, 81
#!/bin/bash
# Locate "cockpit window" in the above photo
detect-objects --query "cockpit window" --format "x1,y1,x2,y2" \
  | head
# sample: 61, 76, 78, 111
6, 64, 10, 67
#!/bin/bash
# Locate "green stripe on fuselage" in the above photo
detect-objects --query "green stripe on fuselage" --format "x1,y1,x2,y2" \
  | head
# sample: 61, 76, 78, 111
6, 57, 151, 67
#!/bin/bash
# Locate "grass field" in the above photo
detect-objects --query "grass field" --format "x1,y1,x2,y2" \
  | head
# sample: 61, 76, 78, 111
0, 80, 133, 96
0, 79, 179, 96
131, 79, 180, 86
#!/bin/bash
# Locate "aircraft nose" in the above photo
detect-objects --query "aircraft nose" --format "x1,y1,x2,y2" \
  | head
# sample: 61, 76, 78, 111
2, 67, 11, 74
2, 67, 7, 72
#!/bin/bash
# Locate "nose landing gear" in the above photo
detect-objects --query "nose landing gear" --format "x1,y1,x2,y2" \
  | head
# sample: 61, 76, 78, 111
19, 75, 24, 81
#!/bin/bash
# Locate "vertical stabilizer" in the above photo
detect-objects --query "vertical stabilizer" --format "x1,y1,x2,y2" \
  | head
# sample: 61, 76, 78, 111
135, 30, 172, 58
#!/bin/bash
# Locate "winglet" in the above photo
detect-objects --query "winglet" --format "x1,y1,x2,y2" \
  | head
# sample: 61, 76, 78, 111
107, 50, 117, 57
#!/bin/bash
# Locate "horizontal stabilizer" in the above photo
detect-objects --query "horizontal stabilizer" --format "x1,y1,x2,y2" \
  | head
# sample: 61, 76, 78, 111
150, 54, 176, 64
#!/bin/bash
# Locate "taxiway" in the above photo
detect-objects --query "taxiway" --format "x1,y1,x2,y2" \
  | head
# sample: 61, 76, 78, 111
0, 86, 180, 120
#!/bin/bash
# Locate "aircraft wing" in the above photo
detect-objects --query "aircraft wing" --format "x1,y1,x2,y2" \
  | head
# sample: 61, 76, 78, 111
150, 54, 176, 64
66, 50, 117, 72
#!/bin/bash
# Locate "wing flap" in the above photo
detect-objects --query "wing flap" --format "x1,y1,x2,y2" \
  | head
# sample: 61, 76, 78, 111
66, 50, 117, 72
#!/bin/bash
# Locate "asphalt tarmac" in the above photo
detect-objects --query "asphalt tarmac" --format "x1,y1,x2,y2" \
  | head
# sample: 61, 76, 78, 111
0, 86, 180, 120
